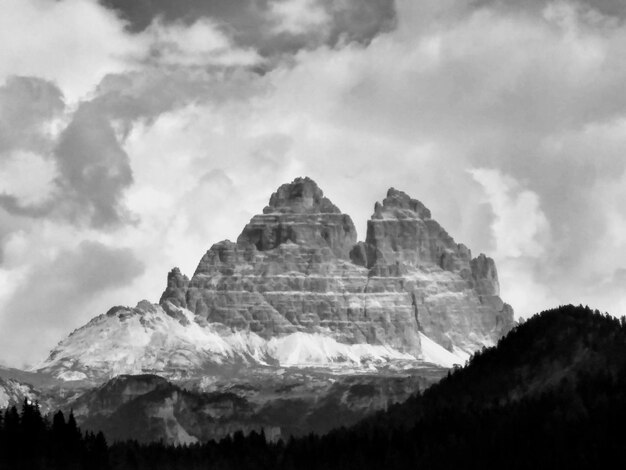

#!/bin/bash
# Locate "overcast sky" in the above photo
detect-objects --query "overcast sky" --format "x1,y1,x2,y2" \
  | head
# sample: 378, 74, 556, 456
2, 0, 626, 367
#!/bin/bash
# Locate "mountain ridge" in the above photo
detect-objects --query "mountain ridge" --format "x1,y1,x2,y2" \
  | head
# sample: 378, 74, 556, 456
38, 176, 513, 382
0, 176, 518, 445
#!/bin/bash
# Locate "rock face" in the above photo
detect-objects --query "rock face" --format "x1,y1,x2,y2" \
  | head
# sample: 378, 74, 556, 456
351, 187, 513, 352
163, 177, 514, 359
72, 370, 443, 445
159, 267, 189, 308
237, 177, 357, 258
40, 176, 512, 382
352, 188, 472, 273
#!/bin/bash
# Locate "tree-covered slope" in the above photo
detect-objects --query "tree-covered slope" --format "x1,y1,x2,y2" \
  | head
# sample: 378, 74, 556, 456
374, 303, 626, 430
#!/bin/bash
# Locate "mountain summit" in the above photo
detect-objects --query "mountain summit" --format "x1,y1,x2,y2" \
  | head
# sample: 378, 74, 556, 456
39, 177, 513, 381
263, 176, 345, 215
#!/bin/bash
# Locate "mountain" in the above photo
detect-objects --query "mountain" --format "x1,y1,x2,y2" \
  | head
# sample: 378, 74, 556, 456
170, 178, 512, 357
5, 176, 514, 444
39, 177, 513, 382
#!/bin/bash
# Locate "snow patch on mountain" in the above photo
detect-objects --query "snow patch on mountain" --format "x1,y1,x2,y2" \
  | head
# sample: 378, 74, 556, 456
37, 301, 268, 380
38, 300, 474, 381
57, 371, 88, 382
38, 301, 461, 381
266, 332, 415, 366
418, 333, 469, 368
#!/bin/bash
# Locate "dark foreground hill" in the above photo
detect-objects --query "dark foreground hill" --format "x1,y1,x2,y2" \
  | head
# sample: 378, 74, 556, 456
2, 305, 625, 470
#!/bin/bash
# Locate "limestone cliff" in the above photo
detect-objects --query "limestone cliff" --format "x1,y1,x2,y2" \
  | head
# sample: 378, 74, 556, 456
159, 267, 189, 309
162, 177, 514, 358
352, 188, 513, 352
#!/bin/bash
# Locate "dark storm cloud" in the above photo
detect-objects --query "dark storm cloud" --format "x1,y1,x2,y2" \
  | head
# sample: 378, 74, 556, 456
0, 76, 64, 154
471, 0, 626, 18
326, 0, 397, 44
53, 102, 134, 227
93, 66, 264, 132
0, 101, 134, 228
100, 0, 263, 32
0, 195, 53, 218
100, 0, 396, 55
0, 240, 145, 366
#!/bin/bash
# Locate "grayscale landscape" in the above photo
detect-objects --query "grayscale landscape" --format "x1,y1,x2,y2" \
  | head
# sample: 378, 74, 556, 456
1, 1, 626, 469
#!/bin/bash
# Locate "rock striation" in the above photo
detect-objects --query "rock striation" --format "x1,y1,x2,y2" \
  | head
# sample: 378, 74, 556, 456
162, 177, 514, 359
237, 176, 357, 258
351, 188, 513, 352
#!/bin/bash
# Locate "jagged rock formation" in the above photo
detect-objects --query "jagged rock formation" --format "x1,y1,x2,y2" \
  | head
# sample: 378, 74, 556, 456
39, 176, 512, 383
350, 188, 472, 273
350, 187, 513, 352
163, 177, 513, 359
28, 176, 514, 445
159, 268, 189, 308
237, 177, 357, 258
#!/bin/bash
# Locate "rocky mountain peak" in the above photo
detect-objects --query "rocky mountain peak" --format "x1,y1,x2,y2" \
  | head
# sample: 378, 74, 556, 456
43, 177, 513, 383
236, 177, 357, 257
373, 188, 432, 220
159, 267, 189, 309
263, 177, 341, 215
352, 186, 468, 273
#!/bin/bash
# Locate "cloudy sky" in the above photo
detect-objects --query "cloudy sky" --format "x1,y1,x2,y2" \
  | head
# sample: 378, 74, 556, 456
2, 0, 626, 367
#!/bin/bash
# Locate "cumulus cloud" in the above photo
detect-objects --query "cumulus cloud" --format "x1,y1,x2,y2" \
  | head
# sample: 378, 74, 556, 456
100, 0, 397, 55
52, 102, 135, 227
270, 0, 331, 35
0, 101, 134, 227
0, 152, 58, 207
0, 76, 65, 154
0, 77, 63, 210
142, 18, 261, 67
0, 3, 262, 228
472, 0, 626, 20
470, 169, 550, 259
0, 240, 144, 366
0, 0, 142, 102
470, 169, 555, 316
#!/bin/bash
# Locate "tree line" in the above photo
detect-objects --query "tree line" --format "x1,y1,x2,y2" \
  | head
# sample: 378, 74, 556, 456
0, 400, 107, 469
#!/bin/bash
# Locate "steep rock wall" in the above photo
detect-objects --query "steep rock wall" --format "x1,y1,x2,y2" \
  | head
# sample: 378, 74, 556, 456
163, 178, 514, 357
